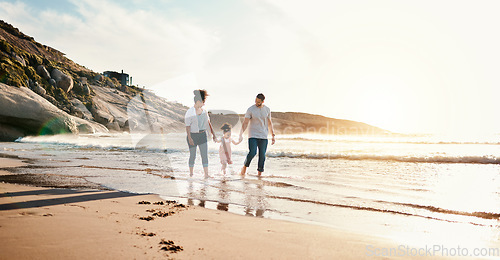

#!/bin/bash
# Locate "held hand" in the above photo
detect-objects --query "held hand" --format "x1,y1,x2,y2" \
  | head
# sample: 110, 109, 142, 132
188, 136, 194, 146
271, 136, 276, 145
213, 135, 218, 143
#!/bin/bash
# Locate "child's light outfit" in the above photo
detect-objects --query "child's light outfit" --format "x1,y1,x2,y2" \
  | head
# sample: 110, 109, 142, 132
219, 137, 232, 164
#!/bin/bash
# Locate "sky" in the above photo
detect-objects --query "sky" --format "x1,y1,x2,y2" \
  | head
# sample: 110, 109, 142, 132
1, 0, 500, 135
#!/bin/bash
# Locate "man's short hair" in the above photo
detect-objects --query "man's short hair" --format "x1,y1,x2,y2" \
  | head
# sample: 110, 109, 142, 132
256, 93, 265, 101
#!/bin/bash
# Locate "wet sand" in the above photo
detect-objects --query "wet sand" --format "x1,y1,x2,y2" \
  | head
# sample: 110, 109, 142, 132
0, 157, 428, 259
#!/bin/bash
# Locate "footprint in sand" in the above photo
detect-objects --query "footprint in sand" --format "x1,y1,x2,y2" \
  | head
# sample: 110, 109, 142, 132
19, 211, 37, 216
67, 204, 87, 209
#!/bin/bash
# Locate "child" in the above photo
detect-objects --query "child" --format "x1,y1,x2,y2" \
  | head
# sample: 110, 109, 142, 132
217, 123, 242, 174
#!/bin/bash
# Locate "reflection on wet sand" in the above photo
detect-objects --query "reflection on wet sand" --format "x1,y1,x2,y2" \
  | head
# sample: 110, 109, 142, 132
217, 180, 229, 211
244, 182, 266, 217
186, 180, 207, 208
198, 182, 207, 208
184, 176, 268, 217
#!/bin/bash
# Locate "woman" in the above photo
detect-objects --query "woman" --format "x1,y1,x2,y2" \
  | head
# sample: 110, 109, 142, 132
185, 89, 217, 178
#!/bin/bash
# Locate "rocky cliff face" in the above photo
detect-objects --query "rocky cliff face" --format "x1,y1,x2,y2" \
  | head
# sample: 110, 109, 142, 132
0, 20, 187, 141
0, 83, 108, 141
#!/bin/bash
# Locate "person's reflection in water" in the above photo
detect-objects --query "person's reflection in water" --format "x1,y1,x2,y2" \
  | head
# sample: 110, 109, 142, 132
217, 202, 229, 211
244, 207, 253, 216
217, 179, 229, 211
199, 182, 207, 207
186, 178, 207, 208
187, 180, 194, 206
255, 183, 265, 217
244, 181, 266, 217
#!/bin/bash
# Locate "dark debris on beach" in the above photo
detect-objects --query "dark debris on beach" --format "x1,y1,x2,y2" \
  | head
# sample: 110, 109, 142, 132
138, 200, 181, 206
138, 200, 188, 221
139, 216, 155, 221
159, 239, 183, 253
139, 232, 156, 237
152, 210, 176, 217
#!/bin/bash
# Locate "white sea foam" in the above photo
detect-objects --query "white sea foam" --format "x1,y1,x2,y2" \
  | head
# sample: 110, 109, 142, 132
267, 151, 500, 164
17, 132, 500, 165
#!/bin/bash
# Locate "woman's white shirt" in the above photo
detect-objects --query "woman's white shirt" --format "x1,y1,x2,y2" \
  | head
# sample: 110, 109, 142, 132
185, 106, 210, 133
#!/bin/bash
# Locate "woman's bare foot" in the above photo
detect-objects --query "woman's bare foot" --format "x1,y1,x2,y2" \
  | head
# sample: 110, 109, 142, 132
203, 167, 210, 178
240, 166, 247, 175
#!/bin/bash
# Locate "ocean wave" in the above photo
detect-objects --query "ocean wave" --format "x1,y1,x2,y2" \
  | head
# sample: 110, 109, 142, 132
269, 195, 499, 226
16, 135, 183, 154
16, 134, 499, 164
390, 201, 500, 220
278, 135, 500, 145
267, 151, 500, 164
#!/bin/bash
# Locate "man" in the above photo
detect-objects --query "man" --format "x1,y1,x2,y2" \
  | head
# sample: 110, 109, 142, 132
239, 93, 275, 176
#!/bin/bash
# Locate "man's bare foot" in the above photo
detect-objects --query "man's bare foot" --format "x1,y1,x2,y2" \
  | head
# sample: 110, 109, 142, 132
240, 166, 247, 175
257, 171, 263, 177
204, 174, 211, 179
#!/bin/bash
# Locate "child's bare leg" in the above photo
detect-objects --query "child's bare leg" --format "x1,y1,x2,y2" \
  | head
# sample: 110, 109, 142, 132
221, 162, 227, 174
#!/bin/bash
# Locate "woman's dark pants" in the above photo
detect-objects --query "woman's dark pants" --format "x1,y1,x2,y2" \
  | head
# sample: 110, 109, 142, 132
187, 132, 208, 167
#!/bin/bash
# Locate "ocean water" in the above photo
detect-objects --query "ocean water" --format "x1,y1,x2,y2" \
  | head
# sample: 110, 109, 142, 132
2, 132, 500, 250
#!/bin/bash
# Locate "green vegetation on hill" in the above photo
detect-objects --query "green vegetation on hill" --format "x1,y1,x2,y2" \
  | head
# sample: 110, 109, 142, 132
0, 20, 142, 116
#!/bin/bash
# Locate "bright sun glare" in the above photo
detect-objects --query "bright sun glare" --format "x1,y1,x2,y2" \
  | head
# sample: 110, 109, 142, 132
346, 73, 415, 132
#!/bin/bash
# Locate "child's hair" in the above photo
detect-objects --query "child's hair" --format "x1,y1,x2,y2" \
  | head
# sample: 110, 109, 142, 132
221, 123, 232, 133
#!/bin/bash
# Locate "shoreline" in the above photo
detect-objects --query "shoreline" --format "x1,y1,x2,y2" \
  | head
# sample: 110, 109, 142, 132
0, 156, 430, 259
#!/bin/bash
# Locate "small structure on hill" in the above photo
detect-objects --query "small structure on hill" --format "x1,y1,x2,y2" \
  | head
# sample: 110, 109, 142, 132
103, 70, 131, 86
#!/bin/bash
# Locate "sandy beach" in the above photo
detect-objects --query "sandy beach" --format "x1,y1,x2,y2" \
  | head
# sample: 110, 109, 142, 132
0, 156, 423, 259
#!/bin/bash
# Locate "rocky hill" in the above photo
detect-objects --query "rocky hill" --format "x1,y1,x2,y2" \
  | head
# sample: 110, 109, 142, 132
0, 20, 388, 141
209, 112, 389, 136
0, 20, 187, 141
270, 112, 388, 135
